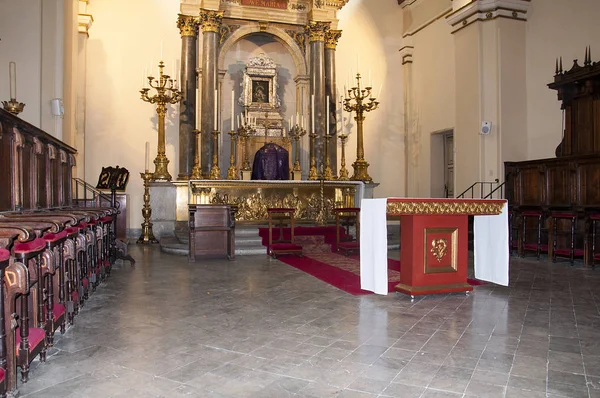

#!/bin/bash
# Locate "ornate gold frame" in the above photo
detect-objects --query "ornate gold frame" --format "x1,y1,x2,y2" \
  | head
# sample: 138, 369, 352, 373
423, 227, 458, 274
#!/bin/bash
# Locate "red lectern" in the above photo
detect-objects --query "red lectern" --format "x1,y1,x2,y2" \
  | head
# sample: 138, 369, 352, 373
386, 198, 505, 297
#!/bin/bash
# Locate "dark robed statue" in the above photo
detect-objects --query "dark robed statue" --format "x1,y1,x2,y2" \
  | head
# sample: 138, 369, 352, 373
251, 143, 290, 180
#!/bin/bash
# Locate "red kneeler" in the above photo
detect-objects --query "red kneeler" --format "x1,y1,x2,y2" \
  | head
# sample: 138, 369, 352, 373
334, 208, 360, 256
267, 208, 303, 258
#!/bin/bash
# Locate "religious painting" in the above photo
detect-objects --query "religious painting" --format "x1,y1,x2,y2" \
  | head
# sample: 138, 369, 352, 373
251, 80, 270, 104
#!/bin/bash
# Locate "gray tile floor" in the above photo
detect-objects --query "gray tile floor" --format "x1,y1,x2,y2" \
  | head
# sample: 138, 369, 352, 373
17, 246, 600, 397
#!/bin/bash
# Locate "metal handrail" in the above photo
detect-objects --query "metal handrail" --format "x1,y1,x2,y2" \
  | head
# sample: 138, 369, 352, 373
457, 178, 500, 199
72, 178, 118, 209
484, 181, 506, 199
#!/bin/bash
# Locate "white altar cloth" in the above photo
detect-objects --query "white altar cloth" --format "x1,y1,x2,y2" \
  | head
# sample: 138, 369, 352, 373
359, 198, 509, 295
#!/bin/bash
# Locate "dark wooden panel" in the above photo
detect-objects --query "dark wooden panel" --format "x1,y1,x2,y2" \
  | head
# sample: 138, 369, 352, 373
21, 141, 32, 210
546, 164, 571, 207
188, 204, 235, 261
0, 132, 12, 211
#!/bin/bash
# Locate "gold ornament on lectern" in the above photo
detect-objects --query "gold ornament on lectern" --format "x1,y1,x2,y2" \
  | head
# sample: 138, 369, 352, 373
343, 73, 379, 182
140, 61, 182, 181
308, 131, 318, 180
2, 99, 25, 115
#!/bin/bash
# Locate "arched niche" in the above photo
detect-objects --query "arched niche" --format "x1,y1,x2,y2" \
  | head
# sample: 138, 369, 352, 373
218, 24, 307, 76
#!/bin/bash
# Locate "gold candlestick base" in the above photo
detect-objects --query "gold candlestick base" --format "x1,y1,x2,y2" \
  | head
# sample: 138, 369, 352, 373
2, 99, 25, 115
209, 130, 221, 180
137, 171, 159, 244
338, 134, 350, 181
191, 130, 203, 179
351, 159, 372, 183
153, 155, 172, 181
226, 130, 238, 180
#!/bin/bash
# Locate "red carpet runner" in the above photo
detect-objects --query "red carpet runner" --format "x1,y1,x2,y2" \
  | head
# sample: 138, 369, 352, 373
262, 226, 486, 295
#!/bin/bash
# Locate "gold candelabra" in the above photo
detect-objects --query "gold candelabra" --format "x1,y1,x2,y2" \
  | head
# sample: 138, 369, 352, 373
343, 73, 379, 182
226, 130, 239, 180
137, 171, 158, 244
191, 129, 202, 179
237, 123, 255, 172
140, 61, 182, 181
337, 133, 350, 180
2, 99, 25, 115
323, 133, 334, 180
289, 124, 307, 173
209, 130, 221, 180
314, 178, 327, 226
308, 131, 318, 180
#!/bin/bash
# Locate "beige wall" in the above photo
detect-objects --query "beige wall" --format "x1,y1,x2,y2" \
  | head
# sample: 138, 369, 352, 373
525, 0, 600, 160
337, 0, 405, 198
86, 0, 181, 231
409, 17, 455, 197
0, 0, 43, 127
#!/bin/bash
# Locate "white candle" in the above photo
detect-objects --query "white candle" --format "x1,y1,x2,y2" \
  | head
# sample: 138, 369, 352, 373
377, 83, 383, 99
160, 40, 164, 60
357, 54, 360, 74
231, 89, 235, 130
311, 94, 315, 135
145, 142, 150, 172
326, 95, 330, 136
214, 89, 218, 130
369, 69, 372, 87
9, 61, 17, 99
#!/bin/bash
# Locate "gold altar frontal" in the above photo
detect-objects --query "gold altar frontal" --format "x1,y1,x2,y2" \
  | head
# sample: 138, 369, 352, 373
186, 180, 362, 224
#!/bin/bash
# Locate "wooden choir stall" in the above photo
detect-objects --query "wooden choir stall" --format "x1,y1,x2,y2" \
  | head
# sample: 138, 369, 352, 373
0, 108, 120, 396
505, 49, 600, 266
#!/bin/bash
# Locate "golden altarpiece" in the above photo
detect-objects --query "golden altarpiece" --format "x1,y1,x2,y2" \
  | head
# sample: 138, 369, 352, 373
237, 53, 292, 179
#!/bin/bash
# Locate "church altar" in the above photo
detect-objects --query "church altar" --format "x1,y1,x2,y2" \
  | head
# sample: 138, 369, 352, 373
360, 198, 508, 297
148, 179, 365, 236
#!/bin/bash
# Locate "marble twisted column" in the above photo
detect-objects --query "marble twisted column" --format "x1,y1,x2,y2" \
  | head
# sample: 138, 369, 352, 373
325, 30, 342, 178
305, 21, 329, 177
177, 14, 199, 180
199, 10, 223, 177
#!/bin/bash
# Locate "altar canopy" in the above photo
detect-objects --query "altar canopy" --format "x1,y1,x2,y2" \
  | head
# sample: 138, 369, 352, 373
251, 143, 290, 180
360, 198, 508, 296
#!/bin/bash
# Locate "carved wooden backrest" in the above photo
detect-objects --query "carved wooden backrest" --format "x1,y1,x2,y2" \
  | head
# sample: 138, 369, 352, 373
3, 260, 29, 392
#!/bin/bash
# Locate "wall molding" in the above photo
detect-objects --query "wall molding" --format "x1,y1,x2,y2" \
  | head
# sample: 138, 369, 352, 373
446, 0, 531, 33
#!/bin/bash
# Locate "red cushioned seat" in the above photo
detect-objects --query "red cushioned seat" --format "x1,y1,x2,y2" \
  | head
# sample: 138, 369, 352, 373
64, 226, 80, 236
82, 278, 89, 289
71, 291, 79, 302
590, 214, 600, 220
521, 211, 543, 216
0, 367, 4, 383
524, 243, 548, 252
99, 216, 113, 223
13, 238, 46, 254
0, 248, 10, 262
43, 230, 68, 243
338, 241, 360, 249
53, 303, 65, 320
554, 248, 585, 257
88, 219, 98, 226
15, 327, 46, 355
76, 222, 88, 229
271, 243, 303, 251
552, 213, 576, 218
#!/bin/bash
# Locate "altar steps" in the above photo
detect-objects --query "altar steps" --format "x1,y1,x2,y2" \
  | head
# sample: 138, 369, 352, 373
161, 223, 400, 257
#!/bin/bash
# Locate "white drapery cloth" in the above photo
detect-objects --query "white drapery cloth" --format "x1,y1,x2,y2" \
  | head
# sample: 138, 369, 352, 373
359, 198, 389, 295
474, 201, 509, 286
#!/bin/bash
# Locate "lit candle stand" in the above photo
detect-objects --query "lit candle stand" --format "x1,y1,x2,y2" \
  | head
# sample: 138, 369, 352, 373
209, 129, 221, 180
140, 60, 182, 181
191, 129, 203, 179
337, 133, 350, 181
289, 122, 307, 180
343, 73, 379, 182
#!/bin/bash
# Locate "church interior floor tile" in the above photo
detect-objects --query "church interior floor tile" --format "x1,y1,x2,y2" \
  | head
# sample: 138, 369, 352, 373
16, 246, 600, 397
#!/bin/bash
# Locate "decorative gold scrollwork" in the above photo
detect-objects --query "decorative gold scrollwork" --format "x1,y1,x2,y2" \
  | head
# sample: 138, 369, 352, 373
430, 239, 448, 262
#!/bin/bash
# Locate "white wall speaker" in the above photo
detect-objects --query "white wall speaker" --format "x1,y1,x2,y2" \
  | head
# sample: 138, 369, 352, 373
51, 98, 64, 117
481, 121, 492, 135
